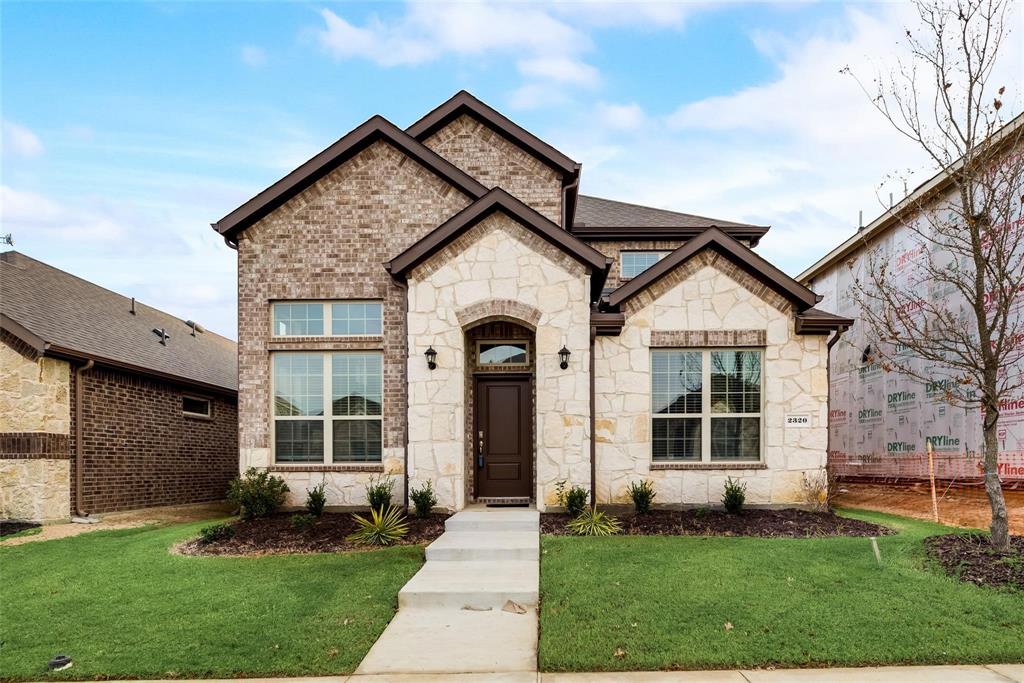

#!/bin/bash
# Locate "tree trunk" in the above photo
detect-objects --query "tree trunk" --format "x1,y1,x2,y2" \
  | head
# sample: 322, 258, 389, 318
982, 408, 1010, 549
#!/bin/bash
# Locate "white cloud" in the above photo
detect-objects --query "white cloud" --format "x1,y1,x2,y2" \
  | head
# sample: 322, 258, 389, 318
595, 102, 646, 130
2, 120, 43, 158
240, 44, 268, 67
518, 56, 599, 87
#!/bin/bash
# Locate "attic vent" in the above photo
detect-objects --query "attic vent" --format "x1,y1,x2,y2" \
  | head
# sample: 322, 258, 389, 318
185, 320, 205, 337
153, 328, 170, 345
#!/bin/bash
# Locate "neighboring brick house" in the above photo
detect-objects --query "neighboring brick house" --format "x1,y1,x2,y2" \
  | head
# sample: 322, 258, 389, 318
214, 91, 851, 512
0, 252, 237, 522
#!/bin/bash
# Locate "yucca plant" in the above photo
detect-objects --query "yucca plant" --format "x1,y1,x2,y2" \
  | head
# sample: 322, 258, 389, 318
568, 506, 622, 536
347, 505, 410, 546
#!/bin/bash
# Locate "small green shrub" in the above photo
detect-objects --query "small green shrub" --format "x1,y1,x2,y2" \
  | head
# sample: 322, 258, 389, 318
365, 475, 396, 512
626, 480, 657, 514
568, 507, 622, 536
410, 480, 437, 518
291, 513, 317, 531
347, 506, 409, 546
555, 479, 589, 517
722, 477, 747, 514
228, 468, 289, 519
305, 481, 327, 517
198, 523, 234, 545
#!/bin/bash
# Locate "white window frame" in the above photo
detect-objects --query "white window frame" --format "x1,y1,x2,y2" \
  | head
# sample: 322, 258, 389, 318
476, 340, 530, 367
182, 394, 212, 419
621, 251, 670, 280
270, 351, 383, 464
651, 348, 764, 463
270, 300, 383, 338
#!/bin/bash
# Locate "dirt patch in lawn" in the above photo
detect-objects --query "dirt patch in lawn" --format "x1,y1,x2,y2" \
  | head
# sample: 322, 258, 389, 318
541, 508, 893, 538
180, 511, 449, 556
924, 533, 1024, 590
0, 520, 41, 539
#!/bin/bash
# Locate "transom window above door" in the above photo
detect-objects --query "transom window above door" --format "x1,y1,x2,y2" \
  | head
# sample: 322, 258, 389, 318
477, 341, 529, 366
272, 301, 382, 337
651, 349, 763, 463
621, 251, 669, 279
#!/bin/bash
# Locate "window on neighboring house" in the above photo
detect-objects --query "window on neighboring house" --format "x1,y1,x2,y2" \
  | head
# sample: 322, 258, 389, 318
272, 301, 383, 337
273, 352, 382, 463
621, 251, 669, 279
182, 395, 211, 418
477, 341, 529, 366
652, 349, 763, 462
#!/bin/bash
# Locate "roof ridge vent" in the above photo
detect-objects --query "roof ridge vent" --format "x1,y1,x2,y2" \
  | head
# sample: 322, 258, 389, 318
152, 328, 169, 345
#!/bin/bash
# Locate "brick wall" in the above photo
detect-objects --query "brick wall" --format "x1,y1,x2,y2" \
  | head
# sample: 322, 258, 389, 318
588, 240, 686, 289
69, 367, 238, 514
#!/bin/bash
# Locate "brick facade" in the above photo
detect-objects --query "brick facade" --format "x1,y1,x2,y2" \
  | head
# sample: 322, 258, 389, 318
593, 240, 686, 288
69, 367, 237, 514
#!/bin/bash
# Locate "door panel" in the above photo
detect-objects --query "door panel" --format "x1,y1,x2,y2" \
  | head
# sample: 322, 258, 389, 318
475, 377, 532, 499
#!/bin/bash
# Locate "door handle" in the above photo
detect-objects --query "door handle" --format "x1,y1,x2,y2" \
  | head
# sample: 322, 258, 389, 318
477, 430, 484, 469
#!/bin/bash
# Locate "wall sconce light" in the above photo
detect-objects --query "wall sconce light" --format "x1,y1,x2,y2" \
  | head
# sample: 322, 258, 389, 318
424, 346, 437, 370
558, 346, 571, 370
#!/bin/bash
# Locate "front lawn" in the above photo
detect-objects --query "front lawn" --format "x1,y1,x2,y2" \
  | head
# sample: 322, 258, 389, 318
539, 510, 1024, 672
0, 520, 423, 680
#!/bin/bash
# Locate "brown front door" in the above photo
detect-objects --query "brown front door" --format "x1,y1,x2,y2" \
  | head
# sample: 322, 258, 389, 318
474, 376, 532, 499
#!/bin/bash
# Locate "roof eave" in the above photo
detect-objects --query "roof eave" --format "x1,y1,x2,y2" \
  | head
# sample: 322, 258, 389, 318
0, 313, 49, 355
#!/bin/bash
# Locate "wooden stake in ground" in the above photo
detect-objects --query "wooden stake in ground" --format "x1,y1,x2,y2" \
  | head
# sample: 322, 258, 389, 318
927, 438, 939, 523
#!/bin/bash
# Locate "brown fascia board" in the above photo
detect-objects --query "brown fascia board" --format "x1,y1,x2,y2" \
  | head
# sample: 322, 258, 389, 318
571, 224, 771, 246
605, 227, 820, 310
0, 313, 48, 354
385, 188, 612, 300
406, 90, 579, 178
212, 115, 489, 244
794, 308, 855, 335
590, 310, 625, 336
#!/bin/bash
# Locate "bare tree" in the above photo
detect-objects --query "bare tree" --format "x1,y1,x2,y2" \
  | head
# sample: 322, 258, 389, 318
843, 0, 1023, 548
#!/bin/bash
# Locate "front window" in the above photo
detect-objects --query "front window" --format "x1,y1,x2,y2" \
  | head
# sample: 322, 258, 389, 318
273, 352, 382, 463
621, 251, 668, 279
272, 301, 382, 337
477, 341, 529, 366
652, 349, 762, 462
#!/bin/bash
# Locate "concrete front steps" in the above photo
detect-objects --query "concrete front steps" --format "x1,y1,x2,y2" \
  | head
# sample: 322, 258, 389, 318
355, 508, 540, 676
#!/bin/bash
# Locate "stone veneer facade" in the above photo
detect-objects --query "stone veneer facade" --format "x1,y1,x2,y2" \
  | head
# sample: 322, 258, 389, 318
0, 335, 71, 522
229, 96, 837, 512
595, 253, 828, 506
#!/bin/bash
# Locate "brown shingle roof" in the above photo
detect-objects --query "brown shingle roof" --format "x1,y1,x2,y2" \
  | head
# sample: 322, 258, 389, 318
0, 251, 237, 393
572, 195, 770, 244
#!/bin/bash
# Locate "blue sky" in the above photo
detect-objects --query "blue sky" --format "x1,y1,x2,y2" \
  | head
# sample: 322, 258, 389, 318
3, 1, 1021, 338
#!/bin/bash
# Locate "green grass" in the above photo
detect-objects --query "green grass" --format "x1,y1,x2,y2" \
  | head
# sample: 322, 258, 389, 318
539, 510, 1024, 672
0, 526, 41, 540
0, 520, 423, 680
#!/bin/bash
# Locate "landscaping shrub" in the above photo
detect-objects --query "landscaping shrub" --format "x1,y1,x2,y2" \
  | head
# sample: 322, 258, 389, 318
228, 468, 289, 519
198, 523, 234, 545
555, 479, 589, 517
290, 513, 317, 531
305, 481, 327, 517
626, 480, 657, 514
410, 480, 437, 518
365, 475, 396, 512
722, 477, 747, 514
568, 507, 622, 536
347, 506, 409, 546
799, 471, 837, 512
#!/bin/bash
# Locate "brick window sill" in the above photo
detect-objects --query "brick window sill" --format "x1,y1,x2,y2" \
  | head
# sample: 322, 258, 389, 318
268, 464, 384, 473
268, 338, 383, 352
650, 462, 767, 471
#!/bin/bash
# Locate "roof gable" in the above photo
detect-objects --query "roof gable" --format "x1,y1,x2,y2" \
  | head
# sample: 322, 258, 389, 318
406, 91, 579, 178
605, 228, 819, 311
385, 188, 610, 300
213, 115, 488, 244
1, 251, 237, 393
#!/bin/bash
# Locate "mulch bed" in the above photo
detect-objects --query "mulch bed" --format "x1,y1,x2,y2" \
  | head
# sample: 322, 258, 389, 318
924, 533, 1024, 590
0, 520, 41, 539
541, 508, 892, 538
179, 511, 449, 556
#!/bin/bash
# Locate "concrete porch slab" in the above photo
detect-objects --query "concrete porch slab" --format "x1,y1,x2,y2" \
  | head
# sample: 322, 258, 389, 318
425, 530, 539, 561
398, 560, 539, 609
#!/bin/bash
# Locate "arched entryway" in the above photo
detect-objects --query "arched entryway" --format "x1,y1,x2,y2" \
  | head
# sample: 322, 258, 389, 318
464, 319, 536, 504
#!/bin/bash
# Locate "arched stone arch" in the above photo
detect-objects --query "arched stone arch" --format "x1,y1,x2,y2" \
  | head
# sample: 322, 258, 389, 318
455, 299, 542, 331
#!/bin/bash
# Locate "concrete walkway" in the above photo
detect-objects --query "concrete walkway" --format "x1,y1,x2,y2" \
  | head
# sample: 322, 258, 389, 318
354, 508, 540, 676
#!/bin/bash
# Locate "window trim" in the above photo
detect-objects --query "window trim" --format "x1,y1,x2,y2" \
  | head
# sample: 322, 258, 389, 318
182, 394, 212, 419
476, 340, 531, 367
651, 348, 764, 464
270, 351, 384, 464
270, 300, 383, 338
620, 250, 671, 281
